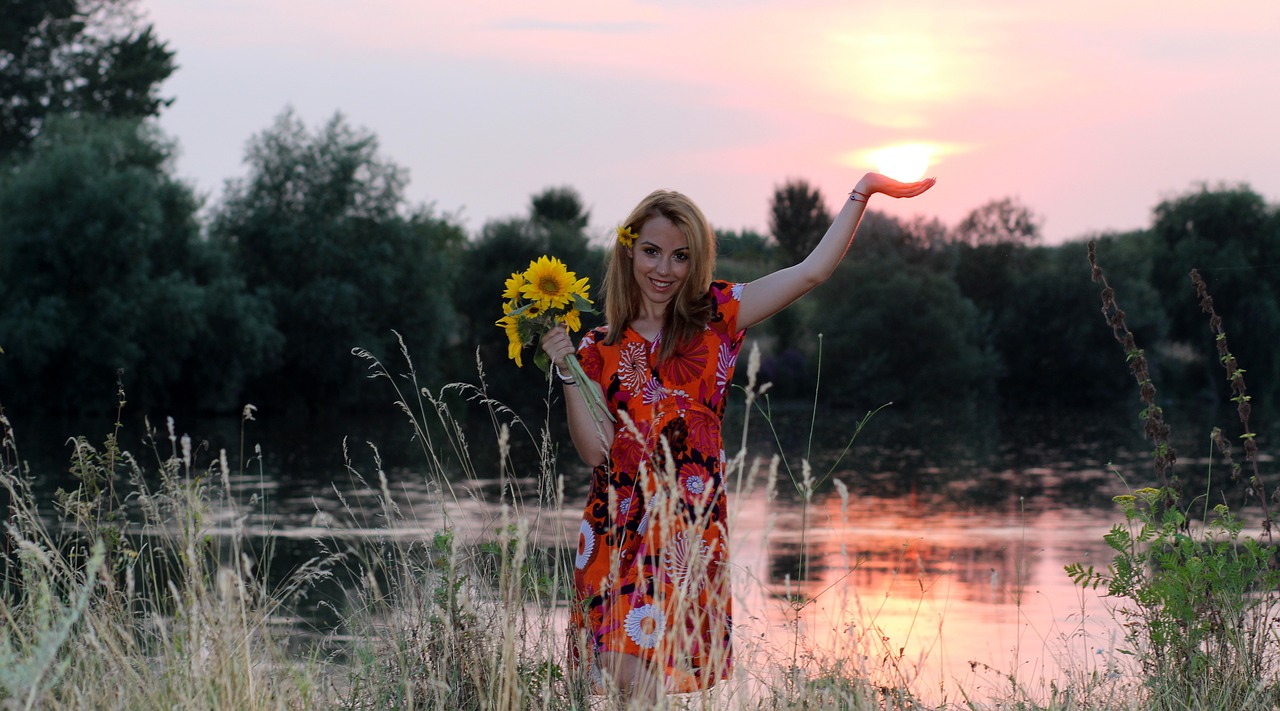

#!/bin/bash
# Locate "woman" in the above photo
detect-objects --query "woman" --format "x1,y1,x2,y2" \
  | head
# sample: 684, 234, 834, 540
540, 172, 935, 700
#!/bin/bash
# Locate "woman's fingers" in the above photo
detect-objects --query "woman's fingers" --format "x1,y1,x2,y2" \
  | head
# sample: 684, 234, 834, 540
867, 174, 936, 199
539, 325, 574, 363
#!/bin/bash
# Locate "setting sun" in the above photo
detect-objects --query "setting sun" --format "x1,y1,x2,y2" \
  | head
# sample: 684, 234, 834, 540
867, 143, 932, 182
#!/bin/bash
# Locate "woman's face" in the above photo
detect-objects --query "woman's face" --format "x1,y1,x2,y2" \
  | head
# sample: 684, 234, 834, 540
629, 215, 690, 312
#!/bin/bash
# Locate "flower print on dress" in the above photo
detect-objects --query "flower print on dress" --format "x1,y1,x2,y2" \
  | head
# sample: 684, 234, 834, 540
618, 341, 650, 395
642, 376, 665, 405
624, 604, 667, 649
611, 425, 645, 473
731, 282, 745, 301
715, 342, 737, 391
659, 338, 709, 386
577, 330, 604, 380
680, 463, 707, 497
664, 530, 713, 594
576, 520, 596, 570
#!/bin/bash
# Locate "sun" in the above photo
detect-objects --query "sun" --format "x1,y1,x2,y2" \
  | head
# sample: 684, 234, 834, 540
868, 143, 932, 182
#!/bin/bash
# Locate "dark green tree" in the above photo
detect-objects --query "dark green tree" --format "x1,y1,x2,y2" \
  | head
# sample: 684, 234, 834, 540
0, 0, 175, 160
1147, 184, 1280, 405
817, 260, 999, 408
0, 117, 279, 413
954, 197, 1042, 246
210, 110, 463, 411
993, 238, 1166, 408
530, 186, 590, 231
769, 179, 832, 265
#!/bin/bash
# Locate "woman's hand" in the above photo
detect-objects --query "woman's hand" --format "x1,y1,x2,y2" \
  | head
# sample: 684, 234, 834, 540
540, 324, 575, 370
854, 172, 936, 200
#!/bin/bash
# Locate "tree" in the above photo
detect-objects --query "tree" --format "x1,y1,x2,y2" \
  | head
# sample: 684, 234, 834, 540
817, 260, 999, 408
0, 0, 175, 160
769, 179, 832, 265
1147, 184, 1280, 405
0, 117, 279, 414
954, 197, 1042, 246
530, 186, 590, 231
211, 110, 462, 411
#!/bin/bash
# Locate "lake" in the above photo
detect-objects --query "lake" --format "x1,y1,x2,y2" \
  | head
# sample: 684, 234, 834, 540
9, 396, 1271, 704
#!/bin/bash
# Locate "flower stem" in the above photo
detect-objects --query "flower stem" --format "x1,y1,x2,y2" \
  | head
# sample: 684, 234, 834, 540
564, 356, 615, 424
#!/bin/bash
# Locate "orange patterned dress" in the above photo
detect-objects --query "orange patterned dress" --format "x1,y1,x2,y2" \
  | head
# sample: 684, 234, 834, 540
570, 280, 745, 692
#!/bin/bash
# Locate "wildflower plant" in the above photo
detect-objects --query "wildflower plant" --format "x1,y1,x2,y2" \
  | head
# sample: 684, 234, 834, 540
1066, 242, 1280, 709
497, 254, 613, 423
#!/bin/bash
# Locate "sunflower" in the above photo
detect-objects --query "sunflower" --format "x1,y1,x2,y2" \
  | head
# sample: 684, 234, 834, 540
617, 225, 638, 248
496, 314, 524, 367
521, 256, 577, 309
503, 271, 527, 301
570, 276, 592, 304
563, 308, 582, 333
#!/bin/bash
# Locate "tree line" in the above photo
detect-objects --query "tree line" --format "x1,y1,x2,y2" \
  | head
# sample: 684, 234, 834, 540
2, 1, 1278, 421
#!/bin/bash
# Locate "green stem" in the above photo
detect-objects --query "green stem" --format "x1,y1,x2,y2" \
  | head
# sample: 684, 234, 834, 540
564, 356, 615, 424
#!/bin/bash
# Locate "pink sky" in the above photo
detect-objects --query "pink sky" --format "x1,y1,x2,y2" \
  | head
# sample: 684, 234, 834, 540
145, 0, 1280, 244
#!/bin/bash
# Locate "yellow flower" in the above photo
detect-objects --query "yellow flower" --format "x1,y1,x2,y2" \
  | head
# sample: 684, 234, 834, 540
570, 276, 592, 304
617, 225, 638, 248
503, 271, 527, 301
496, 314, 524, 367
521, 255, 577, 310
564, 309, 582, 333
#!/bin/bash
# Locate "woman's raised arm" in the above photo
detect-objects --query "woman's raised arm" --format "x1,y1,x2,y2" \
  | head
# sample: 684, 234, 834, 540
737, 172, 935, 330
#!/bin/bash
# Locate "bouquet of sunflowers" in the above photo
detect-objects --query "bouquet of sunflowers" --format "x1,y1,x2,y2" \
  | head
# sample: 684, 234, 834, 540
497, 255, 614, 423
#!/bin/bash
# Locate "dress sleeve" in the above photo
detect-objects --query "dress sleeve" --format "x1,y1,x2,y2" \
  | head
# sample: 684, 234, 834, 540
709, 280, 746, 337
576, 327, 606, 382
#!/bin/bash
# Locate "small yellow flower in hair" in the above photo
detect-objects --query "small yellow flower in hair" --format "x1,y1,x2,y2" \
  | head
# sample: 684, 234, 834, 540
616, 225, 638, 248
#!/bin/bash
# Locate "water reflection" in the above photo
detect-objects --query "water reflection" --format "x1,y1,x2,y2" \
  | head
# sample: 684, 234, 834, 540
730, 485, 1121, 700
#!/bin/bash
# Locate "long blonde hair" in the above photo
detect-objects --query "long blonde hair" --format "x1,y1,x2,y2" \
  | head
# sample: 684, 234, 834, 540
602, 189, 716, 362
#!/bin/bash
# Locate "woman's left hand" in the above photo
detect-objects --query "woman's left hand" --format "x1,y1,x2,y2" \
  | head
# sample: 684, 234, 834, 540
855, 173, 936, 200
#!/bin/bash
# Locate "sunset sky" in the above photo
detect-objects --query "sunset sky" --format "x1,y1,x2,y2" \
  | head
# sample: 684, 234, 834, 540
144, 1, 1280, 245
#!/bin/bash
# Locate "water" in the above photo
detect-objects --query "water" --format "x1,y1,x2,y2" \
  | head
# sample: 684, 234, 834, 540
8, 401, 1268, 702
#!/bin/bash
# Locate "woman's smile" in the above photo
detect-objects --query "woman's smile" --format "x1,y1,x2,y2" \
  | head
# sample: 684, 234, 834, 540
631, 216, 690, 311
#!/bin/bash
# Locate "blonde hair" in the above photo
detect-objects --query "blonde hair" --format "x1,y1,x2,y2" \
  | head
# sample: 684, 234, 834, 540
603, 189, 716, 362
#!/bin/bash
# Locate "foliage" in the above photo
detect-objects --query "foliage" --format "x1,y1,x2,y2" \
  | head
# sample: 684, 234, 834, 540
0, 116, 280, 413
1066, 489, 1280, 708
816, 259, 999, 408
210, 109, 463, 411
1066, 242, 1280, 709
1147, 184, 1280, 405
770, 179, 832, 265
0, 0, 175, 159
954, 196, 1043, 246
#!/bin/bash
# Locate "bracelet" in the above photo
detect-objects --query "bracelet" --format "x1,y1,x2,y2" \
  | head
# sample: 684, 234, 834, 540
849, 189, 869, 203
553, 363, 577, 386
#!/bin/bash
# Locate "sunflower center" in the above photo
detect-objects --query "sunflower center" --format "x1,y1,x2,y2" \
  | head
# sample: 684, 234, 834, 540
539, 276, 563, 296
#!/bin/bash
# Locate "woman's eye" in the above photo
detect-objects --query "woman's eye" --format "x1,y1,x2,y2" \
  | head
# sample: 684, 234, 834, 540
674, 252, 689, 262
644, 247, 658, 256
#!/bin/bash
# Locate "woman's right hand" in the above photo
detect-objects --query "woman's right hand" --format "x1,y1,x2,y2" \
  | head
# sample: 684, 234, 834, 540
540, 324, 575, 369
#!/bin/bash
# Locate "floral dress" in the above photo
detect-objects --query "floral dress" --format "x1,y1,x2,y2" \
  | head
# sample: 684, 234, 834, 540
570, 280, 745, 692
